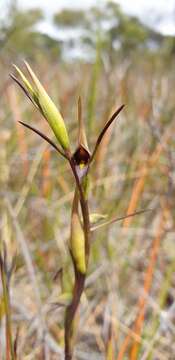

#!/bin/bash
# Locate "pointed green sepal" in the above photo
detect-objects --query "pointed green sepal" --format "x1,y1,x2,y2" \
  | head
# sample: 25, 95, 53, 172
13, 62, 70, 151
25, 61, 70, 150
13, 64, 36, 101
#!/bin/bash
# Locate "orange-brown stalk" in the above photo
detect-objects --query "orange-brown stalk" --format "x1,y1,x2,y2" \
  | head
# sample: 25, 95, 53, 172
123, 125, 173, 228
7, 86, 29, 176
130, 215, 165, 359
42, 148, 51, 197
116, 333, 131, 360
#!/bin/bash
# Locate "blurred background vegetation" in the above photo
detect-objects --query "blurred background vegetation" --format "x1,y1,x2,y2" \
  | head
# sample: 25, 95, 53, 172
0, 0, 175, 359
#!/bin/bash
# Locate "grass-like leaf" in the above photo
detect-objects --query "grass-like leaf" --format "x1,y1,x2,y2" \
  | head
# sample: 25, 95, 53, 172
91, 208, 152, 232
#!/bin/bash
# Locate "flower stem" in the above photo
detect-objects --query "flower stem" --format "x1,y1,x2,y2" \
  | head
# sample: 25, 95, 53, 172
64, 155, 91, 359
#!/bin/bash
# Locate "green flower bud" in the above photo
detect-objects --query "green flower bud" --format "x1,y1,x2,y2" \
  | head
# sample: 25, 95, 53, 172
70, 211, 86, 274
13, 62, 70, 151
25, 62, 70, 150
70, 190, 86, 274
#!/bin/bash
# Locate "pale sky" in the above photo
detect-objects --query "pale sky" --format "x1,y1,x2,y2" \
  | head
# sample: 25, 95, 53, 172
6, 0, 175, 35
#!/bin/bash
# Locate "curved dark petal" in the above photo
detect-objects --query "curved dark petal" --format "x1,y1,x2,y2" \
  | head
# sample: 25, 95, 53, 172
91, 104, 125, 163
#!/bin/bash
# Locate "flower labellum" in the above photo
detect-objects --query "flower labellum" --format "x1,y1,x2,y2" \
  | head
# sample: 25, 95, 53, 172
73, 145, 90, 180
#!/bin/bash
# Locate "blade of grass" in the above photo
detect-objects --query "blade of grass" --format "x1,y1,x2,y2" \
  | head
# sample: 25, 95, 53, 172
6, 197, 46, 340
0, 251, 15, 360
14, 142, 46, 216
7, 86, 29, 176
123, 124, 174, 228
117, 214, 165, 359
130, 214, 165, 359
42, 148, 51, 197
91, 209, 151, 232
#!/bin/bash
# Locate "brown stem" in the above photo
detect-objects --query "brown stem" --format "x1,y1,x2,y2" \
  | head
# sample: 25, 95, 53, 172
64, 154, 91, 360
64, 271, 85, 360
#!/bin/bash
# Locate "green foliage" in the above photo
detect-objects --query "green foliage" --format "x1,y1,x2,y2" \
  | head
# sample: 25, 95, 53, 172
0, 6, 61, 60
54, 8, 88, 28
1, 0, 175, 63
53, 1, 169, 60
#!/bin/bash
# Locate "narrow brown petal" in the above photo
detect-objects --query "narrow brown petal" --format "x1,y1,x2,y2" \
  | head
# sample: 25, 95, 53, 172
91, 104, 125, 163
18, 121, 67, 158
9, 74, 38, 109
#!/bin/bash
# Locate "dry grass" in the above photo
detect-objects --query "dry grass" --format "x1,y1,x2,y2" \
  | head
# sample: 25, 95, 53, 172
0, 55, 175, 359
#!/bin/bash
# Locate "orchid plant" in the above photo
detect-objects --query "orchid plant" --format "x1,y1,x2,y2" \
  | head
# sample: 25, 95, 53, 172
11, 62, 146, 359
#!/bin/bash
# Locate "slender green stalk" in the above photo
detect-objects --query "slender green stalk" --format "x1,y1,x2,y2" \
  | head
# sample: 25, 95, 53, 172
0, 253, 15, 360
